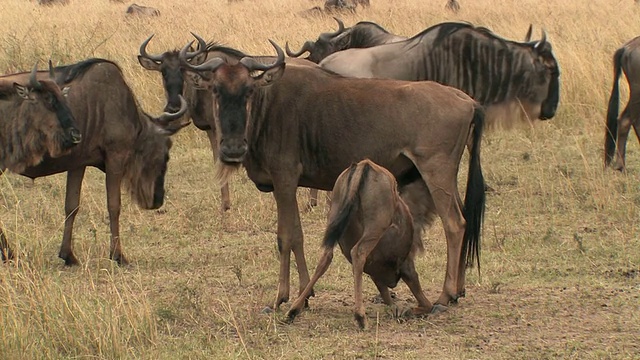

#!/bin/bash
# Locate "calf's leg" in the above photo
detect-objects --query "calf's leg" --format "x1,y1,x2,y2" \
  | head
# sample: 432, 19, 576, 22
286, 246, 334, 321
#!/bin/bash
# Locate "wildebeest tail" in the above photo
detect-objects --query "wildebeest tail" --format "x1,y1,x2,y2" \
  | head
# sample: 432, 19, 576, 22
605, 47, 625, 166
322, 163, 371, 248
462, 104, 486, 270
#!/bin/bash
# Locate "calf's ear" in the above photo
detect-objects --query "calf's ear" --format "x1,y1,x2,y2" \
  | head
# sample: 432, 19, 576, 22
254, 64, 285, 87
13, 83, 33, 100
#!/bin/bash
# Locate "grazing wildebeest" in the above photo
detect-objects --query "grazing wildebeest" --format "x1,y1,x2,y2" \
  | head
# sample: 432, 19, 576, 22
126, 3, 160, 16
445, 0, 460, 13
180, 35, 485, 308
38, 0, 70, 5
319, 22, 560, 125
286, 18, 407, 64
286, 160, 447, 329
1, 63, 82, 261
138, 35, 322, 210
2, 58, 188, 265
604, 36, 640, 171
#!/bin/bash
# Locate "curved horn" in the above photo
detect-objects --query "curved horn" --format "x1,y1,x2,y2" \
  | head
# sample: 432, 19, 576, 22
48, 59, 55, 79
534, 29, 547, 50
524, 24, 533, 42
139, 34, 164, 62
29, 62, 41, 89
154, 95, 189, 126
185, 32, 208, 60
285, 41, 315, 57
179, 40, 226, 73
239, 39, 285, 72
319, 17, 346, 40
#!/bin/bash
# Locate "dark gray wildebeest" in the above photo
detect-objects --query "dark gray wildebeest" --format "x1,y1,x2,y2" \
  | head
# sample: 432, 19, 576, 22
286, 160, 448, 329
605, 36, 640, 171
319, 22, 561, 126
445, 0, 460, 13
1, 58, 188, 265
126, 3, 160, 16
1, 63, 82, 261
179, 35, 485, 309
38, 0, 70, 5
286, 18, 407, 64
139, 35, 321, 210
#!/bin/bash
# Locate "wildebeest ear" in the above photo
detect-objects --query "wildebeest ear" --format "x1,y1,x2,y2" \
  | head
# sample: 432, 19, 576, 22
13, 83, 33, 100
137, 55, 162, 71
62, 86, 71, 97
253, 64, 285, 87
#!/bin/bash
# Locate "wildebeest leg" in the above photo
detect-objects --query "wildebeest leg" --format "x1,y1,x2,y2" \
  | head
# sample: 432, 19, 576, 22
399, 257, 444, 316
351, 231, 386, 329
58, 167, 86, 266
206, 130, 231, 211
373, 281, 394, 306
412, 156, 466, 306
105, 162, 128, 265
1, 228, 14, 261
272, 179, 311, 308
286, 246, 334, 322
307, 188, 319, 209
614, 107, 633, 171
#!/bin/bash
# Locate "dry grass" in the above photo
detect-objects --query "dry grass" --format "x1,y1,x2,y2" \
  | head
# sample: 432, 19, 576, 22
1, 0, 640, 359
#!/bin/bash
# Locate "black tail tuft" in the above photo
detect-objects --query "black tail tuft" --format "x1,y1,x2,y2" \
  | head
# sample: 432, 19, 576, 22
462, 105, 486, 271
605, 47, 625, 167
322, 164, 370, 249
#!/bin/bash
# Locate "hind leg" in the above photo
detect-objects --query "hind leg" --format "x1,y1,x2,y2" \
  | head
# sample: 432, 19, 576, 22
351, 231, 386, 329
399, 258, 447, 316
613, 107, 633, 171
1, 228, 13, 261
287, 246, 334, 322
373, 281, 394, 305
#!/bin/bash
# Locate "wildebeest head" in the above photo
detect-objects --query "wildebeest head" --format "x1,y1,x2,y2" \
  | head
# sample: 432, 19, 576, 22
286, 17, 347, 63
126, 95, 189, 210
179, 33, 285, 164
138, 35, 207, 114
525, 30, 560, 120
2, 62, 82, 163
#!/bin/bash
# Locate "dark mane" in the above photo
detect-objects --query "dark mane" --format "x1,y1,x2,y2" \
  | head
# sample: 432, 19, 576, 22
54, 58, 120, 84
410, 21, 511, 48
205, 41, 248, 58
354, 21, 391, 34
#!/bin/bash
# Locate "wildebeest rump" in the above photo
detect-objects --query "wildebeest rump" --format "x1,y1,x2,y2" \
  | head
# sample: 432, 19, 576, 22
286, 160, 447, 329
0, 63, 82, 261
286, 18, 407, 64
2, 59, 188, 265
138, 35, 322, 210
604, 36, 640, 171
126, 3, 160, 16
320, 22, 560, 124
180, 35, 485, 308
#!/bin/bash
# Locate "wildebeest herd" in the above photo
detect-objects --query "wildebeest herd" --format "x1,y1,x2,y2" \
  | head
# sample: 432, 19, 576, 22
0, 14, 634, 329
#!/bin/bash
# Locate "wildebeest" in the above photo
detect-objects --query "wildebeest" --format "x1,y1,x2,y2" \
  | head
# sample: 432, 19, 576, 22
126, 3, 160, 16
286, 160, 447, 328
139, 35, 322, 210
445, 0, 460, 13
1, 58, 188, 265
1, 63, 82, 261
286, 18, 407, 63
38, 0, 70, 5
179, 35, 485, 308
319, 22, 560, 125
604, 36, 640, 171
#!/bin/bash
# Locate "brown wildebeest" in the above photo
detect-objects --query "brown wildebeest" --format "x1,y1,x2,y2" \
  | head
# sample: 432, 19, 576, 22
445, 0, 460, 13
604, 36, 640, 171
286, 18, 407, 64
138, 35, 321, 210
320, 22, 560, 126
38, 0, 70, 5
180, 35, 485, 308
1, 63, 82, 261
126, 3, 160, 16
286, 160, 447, 329
2, 58, 188, 265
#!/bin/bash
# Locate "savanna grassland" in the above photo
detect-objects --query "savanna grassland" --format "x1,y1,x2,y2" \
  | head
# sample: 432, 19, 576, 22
1, 0, 640, 359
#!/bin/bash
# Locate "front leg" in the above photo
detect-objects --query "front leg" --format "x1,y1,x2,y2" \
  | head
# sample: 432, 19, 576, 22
105, 163, 127, 265
59, 167, 86, 266
1, 228, 14, 261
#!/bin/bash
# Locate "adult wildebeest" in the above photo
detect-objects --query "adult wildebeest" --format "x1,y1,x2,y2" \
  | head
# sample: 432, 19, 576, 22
286, 160, 447, 329
126, 3, 160, 16
38, 0, 70, 5
180, 35, 485, 308
1, 58, 188, 265
139, 35, 322, 210
1, 63, 82, 261
445, 0, 460, 13
319, 22, 560, 125
604, 36, 640, 171
286, 18, 406, 64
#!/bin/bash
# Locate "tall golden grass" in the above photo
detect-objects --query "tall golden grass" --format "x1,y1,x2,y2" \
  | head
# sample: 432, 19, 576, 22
1, 0, 640, 359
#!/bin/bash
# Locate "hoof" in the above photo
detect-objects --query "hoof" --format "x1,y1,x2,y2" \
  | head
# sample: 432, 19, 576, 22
430, 304, 448, 314
112, 254, 129, 266
354, 313, 366, 330
285, 308, 301, 323
261, 306, 274, 314
275, 296, 289, 310
60, 253, 79, 266
222, 203, 231, 212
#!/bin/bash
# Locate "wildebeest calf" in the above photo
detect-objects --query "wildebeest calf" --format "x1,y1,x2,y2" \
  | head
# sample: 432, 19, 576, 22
286, 160, 445, 329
